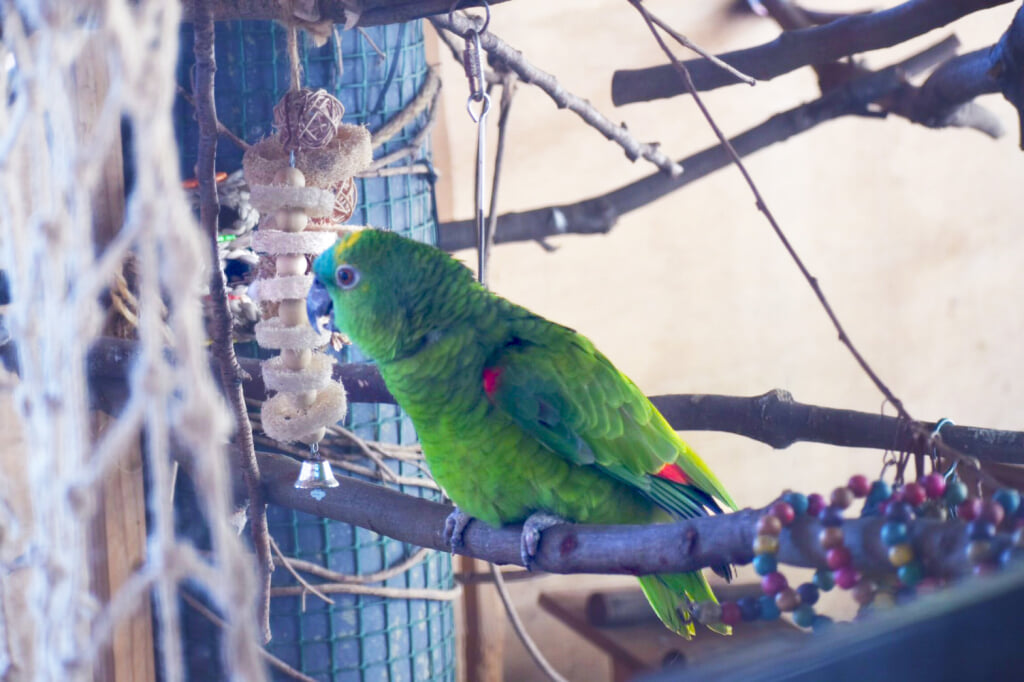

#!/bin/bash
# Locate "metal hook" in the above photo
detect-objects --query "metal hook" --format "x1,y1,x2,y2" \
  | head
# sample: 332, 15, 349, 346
448, 0, 491, 33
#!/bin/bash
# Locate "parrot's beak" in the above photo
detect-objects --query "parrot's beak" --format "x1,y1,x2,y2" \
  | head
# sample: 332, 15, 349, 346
306, 279, 337, 334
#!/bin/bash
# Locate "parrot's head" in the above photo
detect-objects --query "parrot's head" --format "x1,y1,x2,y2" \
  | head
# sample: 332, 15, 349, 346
309, 228, 480, 363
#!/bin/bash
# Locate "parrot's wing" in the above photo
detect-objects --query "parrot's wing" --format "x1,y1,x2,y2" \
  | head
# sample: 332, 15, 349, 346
483, 326, 736, 515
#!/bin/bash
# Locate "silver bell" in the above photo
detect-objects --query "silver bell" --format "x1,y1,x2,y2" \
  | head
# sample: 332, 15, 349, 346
294, 442, 339, 489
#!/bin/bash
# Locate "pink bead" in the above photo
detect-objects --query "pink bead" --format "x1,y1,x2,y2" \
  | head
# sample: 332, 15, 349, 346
958, 498, 983, 521
834, 567, 860, 589
720, 601, 742, 626
902, 482, 927, 507
771, 501, 796, 526
921, 473, 946, 500
981, 499, 1006, 526
826, 546, 852, 570
806, 493, 826, 516
848, 475, 870, 498
761, 571, 789, 595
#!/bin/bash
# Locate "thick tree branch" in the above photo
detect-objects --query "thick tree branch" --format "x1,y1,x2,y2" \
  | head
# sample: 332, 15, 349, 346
260, 452, 1010, 578
65, 338, 1024, 465
611, 0, 1012, 104
440, 37, 963, 250
192, 4, 274, 643
429, 13, 683, 176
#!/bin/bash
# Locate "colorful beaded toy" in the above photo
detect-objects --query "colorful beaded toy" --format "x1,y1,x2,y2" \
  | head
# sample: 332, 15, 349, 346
690, 471, 1024, 632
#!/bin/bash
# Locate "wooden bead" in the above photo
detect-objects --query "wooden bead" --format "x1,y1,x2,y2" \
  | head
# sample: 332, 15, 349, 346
753, 534, 779, 555
274, 166, 307, 187
756, 515, 783, 536
851, 580, 876, 606
831, 486, 855, 510
774, 588, 799, 612
276, 208, 309, 233
283, 348, 312, 370
279, 299, 306, 327
818, 526, 845, 550
276, 253, 308, 276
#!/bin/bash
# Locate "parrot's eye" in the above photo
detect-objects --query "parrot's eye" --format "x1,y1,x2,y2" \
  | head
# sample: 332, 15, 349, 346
335, 264, 360, 290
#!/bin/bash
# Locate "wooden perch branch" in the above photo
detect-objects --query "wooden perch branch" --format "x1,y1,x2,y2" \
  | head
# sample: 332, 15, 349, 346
429, 12, 683, 176
74, 338, 1024, 465
259, 451, 1011, 578
440, 36, 968, 250
611, 0, 1013, 104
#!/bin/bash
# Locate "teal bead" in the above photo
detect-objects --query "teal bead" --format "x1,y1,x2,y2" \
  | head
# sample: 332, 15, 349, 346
867, 480, 892, 503
812, 568, 835, 591
880, 521, 908, 546
792, 604, 816, 628
753, 554, 778, 576
994, 488, 1021, 516
759, 595, 781, 620
783, 492, 809, 516
898, 560, 925, 586
812, 615, 834, 632
944, 480, 969, 505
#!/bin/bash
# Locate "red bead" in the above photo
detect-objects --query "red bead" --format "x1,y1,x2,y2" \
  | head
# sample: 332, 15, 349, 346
771, 501, 796, 526
981, 499, 1006, 526
902, 482, 927, 507
958, 498, 983, 521
826, 546, 852, 570
834, 567, 860, 589
921, 473, 946, 499
806, 493, 826, 516
761, 571, 789, 595
848, 475, 870, 498
720, 601, 742, 626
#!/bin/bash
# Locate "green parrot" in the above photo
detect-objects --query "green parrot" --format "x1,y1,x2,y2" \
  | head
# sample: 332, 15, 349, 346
307, 228, 736, 636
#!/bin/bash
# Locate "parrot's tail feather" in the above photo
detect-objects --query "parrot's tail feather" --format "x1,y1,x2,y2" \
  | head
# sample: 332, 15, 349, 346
637, 572, 732, 638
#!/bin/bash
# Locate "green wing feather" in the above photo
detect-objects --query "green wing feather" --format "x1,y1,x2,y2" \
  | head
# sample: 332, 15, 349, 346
485, 321, 736, 514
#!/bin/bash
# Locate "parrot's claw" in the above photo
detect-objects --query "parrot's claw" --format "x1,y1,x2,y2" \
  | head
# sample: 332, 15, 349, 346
443, 507, 474, 554
520, 511, 566, 571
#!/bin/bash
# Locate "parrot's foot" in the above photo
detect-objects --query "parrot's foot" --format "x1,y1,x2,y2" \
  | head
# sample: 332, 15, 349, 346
443, 506, 474, 554
520, 511, 566, 571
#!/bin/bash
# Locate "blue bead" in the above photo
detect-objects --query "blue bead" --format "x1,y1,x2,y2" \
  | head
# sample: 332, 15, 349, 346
753, 554, 778, 576
736, 596, 762, 622
819, 506, 844, 527
796, 582, 820, 606
867, 480, 892, 503
944, 480, 969, 505
812, 568, 835, 591
792, 604, 816, 628
880, 522, 908, 546
886, 501, 916, 523
783, 492, 809, 516
994, 489, 1021, 516
759, 595, 781, 620
968, 521, 996, 540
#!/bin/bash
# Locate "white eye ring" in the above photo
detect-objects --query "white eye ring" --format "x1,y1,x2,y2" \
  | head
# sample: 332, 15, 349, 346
335, 264, 360, 290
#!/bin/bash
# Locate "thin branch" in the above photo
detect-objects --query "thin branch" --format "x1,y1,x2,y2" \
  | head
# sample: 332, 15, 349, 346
77, 339, 1024, 465
370, 64, 441, 149
175, 84, 250, 152
439, 36, 964, 250
483, 73, 516, 282
259, 452, 1011, 578
181, 592, 318, 682
270, 583, 460, 600
490, 564, 568, 682
192, 7, 274, 643
278, 547, 432, 585
644, 6, 756, 86
365, 88, 441, 172
612, 0, 1013, 104
355, 162, 434, 178
269, 537, 334, 606
429, 13, 683, 176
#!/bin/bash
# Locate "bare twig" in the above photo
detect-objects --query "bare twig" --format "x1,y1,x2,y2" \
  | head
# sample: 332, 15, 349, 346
644, 6, 756, 86
490, 563, 569, 682
483, 73, 516, 279
270, 583, 460, 600
440, 37, 965, 249
612, 0, 1013, 104
269, 538, 334, 606
370, 64, 441, 148
356, 162, 434, 178
192, 7, 274, 643
430, 13, 683, 176
181, 592, 318, 682
259, 452, 1013, 578
279, 547, 433, 585
365, 86, 441, 171
175, 84, 250, 152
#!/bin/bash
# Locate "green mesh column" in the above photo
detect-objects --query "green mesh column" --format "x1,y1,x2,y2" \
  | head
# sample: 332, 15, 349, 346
175, 21, 454, 681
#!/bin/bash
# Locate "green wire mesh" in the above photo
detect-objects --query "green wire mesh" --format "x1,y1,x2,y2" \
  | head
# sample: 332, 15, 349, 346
174, 20, 454, 681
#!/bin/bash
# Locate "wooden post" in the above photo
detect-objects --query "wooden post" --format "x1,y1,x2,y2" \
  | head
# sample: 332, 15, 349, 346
457, 556, 506, 682
73, 34, 157, 682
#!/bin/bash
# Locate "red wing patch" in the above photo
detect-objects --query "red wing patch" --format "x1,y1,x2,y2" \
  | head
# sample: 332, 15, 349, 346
654, 462, 690, 485
482, 366, 503, 397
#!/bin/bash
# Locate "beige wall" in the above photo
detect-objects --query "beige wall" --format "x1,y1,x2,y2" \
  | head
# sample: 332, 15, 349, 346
432, 2, 1024, 679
